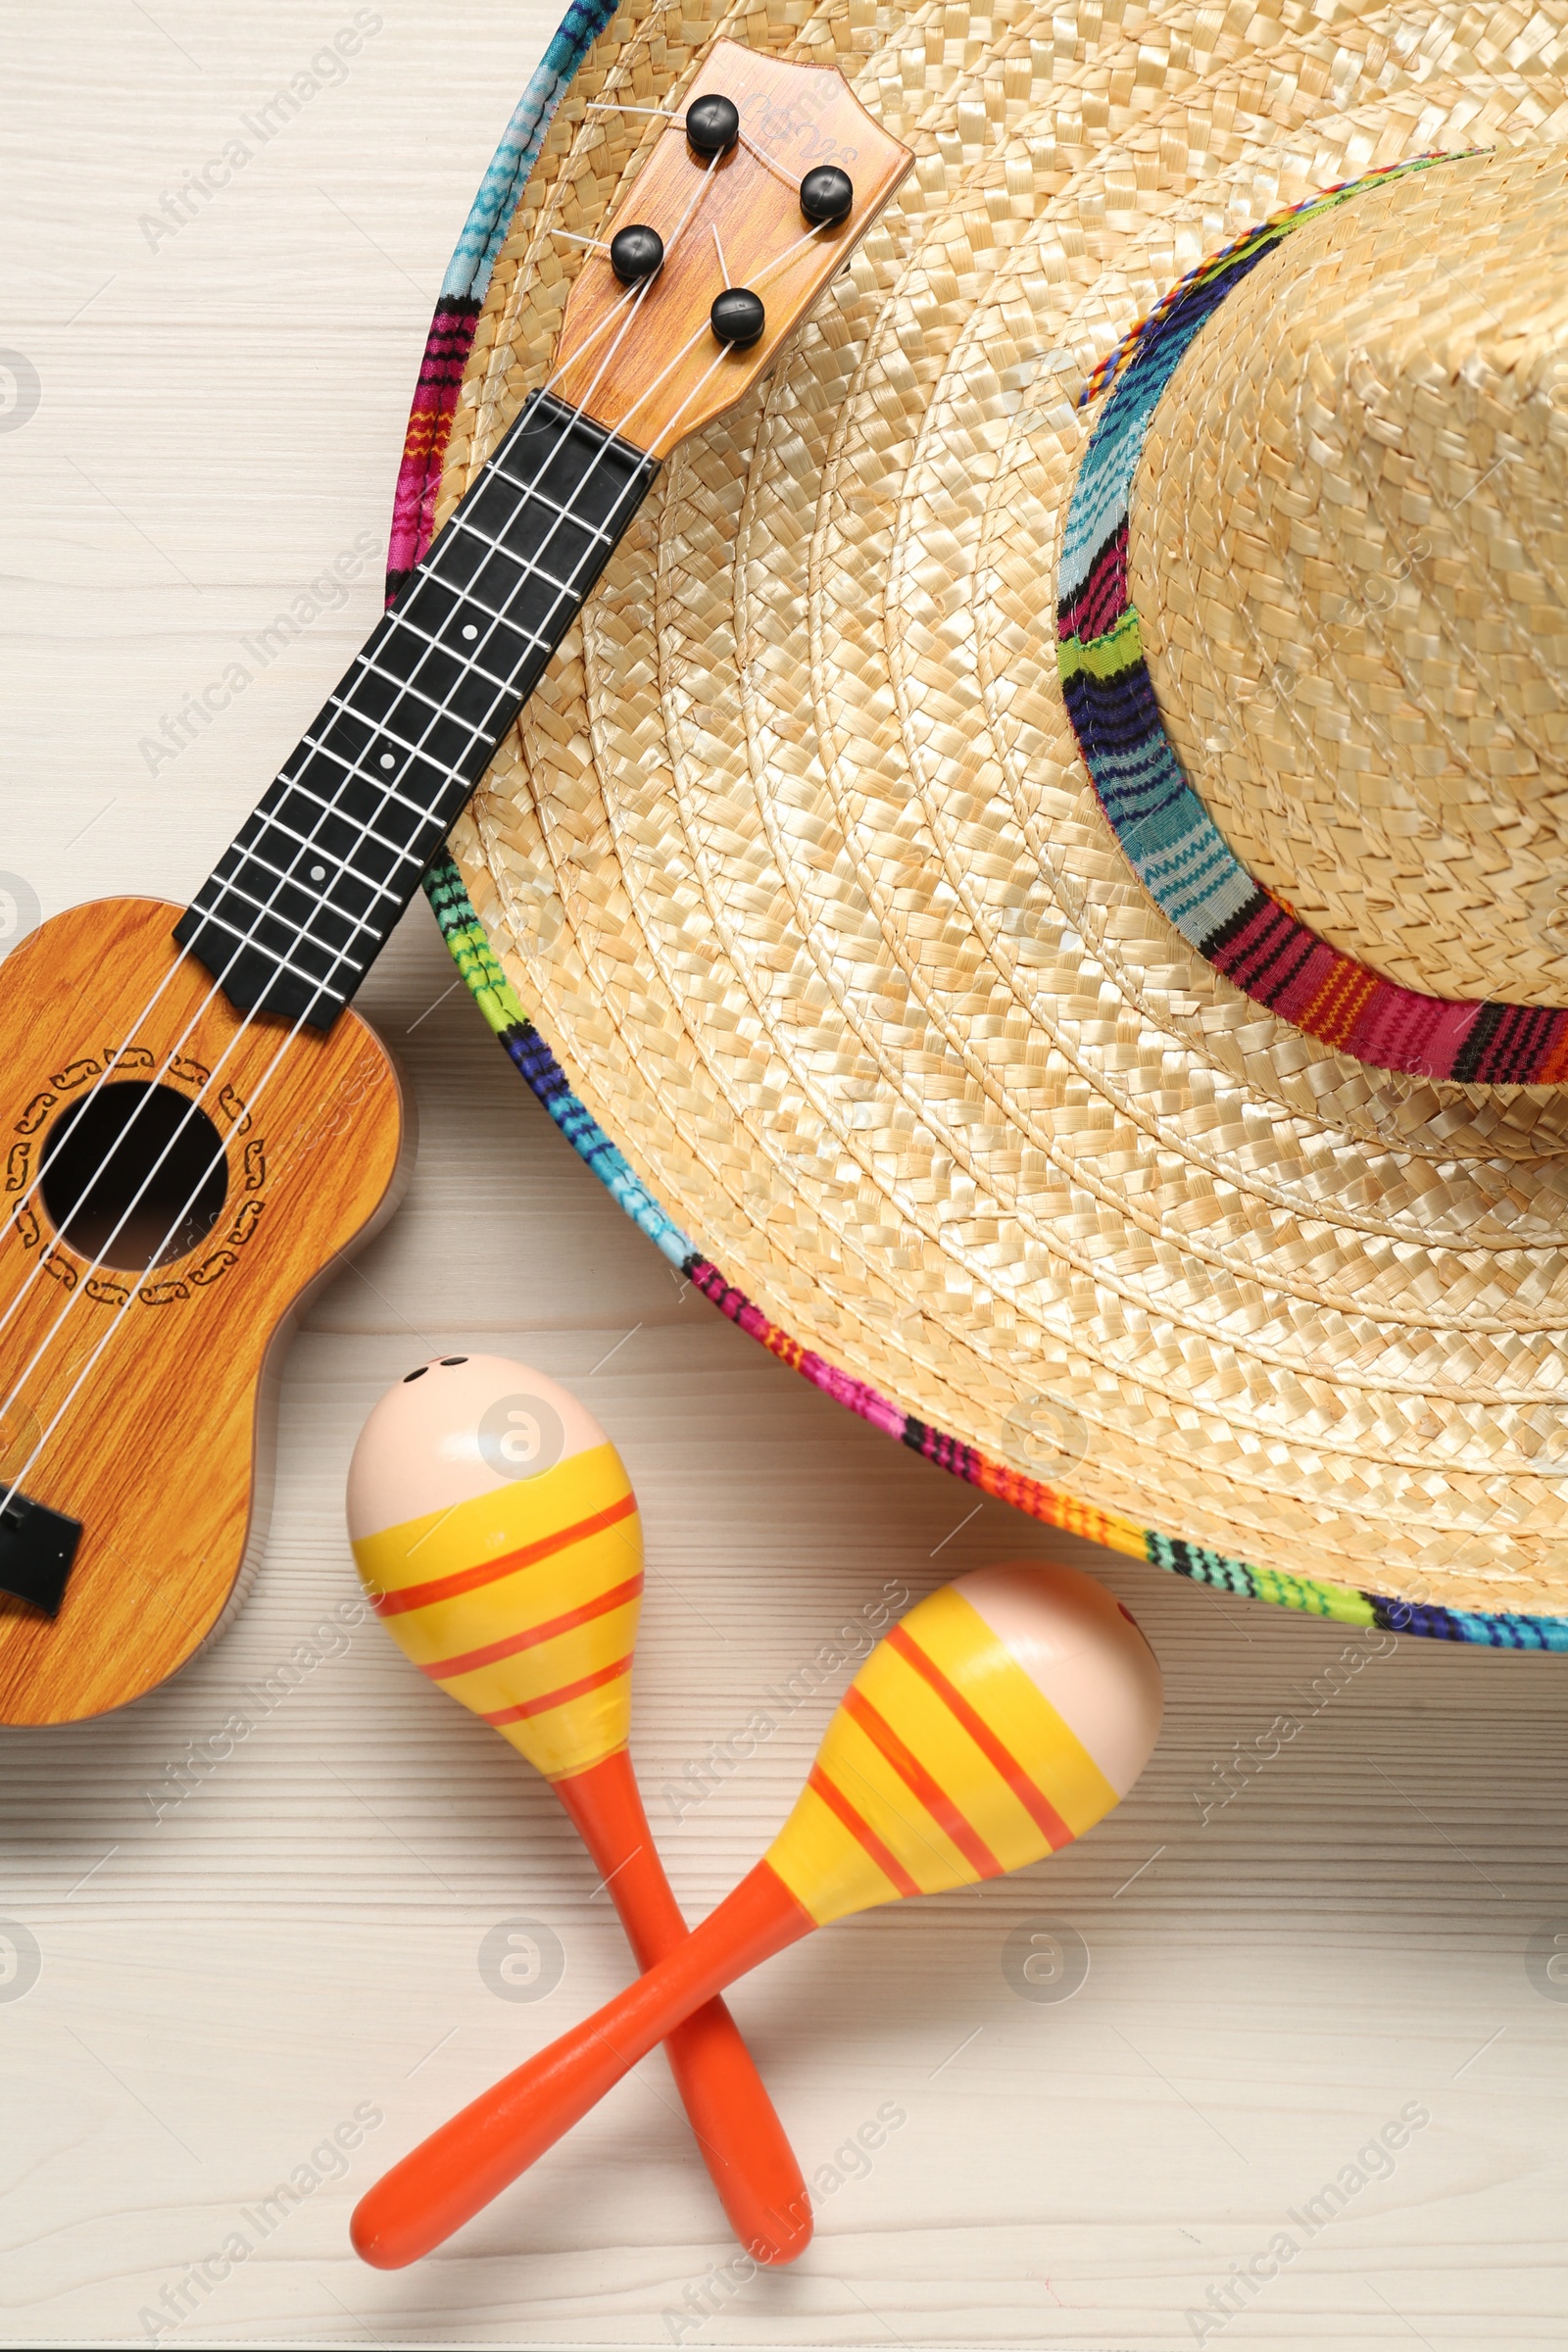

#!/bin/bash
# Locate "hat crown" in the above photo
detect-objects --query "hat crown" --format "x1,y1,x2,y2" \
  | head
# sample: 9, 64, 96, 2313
1129, 146, 1568, 1013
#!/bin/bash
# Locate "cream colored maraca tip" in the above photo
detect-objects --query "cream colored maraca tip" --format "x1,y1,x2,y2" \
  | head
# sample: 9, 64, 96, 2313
955, 1565, 1163, 1800
346, 1354, 613, 1539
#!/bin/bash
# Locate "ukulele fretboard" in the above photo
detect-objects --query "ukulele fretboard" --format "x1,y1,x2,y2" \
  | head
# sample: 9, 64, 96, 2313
175, 392, 658, 1027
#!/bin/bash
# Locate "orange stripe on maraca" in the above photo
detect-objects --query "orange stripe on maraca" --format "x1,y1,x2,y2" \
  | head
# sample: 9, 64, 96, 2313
373, 1493, 638, 1618
840, 1686, 1004, 1879
897, 1587, 1119, 1838
768, 1584, 1125, 1926
354, 1444, 643, 1781
399, 1533, 638, 1677
887, 1622, 1073, 1852
760, 1780, 903, 1920
420, 1573, 645, 1681
850, 1638, 1049, 1874
482, 1655, 633, 1727
359, 1455, 640, 1677
355, 1446, 635, 1602
433, 1588, 642, 1751
812, 1700, 991, 1893
805, 1766, 921, 1899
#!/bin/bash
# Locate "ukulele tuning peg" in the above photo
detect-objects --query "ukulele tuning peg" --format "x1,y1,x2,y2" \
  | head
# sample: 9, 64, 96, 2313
549, 40, 912, 456
610, 223, 664, 284
685, 93, 740, 155
710, 287, 765, 346
800, 164, 854, 225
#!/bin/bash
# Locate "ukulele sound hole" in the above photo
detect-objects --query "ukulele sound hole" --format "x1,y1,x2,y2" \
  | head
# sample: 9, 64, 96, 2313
40, 1083, 229, 1272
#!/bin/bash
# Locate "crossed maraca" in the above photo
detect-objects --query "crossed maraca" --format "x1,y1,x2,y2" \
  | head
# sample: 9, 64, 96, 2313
347, 1354, 809, 2263
352, 1546, 1164, 2268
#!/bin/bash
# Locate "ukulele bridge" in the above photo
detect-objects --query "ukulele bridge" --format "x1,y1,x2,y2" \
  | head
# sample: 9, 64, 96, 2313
0, 1488, 84, 1617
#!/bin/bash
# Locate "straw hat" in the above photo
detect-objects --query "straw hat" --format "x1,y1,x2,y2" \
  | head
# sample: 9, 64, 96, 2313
413, 0, 1568, 1642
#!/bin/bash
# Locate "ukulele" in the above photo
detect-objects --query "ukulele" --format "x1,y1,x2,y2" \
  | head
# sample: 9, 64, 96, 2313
0, 43, 911, 1724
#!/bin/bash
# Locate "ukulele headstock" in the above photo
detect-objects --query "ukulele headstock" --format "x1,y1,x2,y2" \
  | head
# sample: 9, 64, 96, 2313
551, 41, 912, 457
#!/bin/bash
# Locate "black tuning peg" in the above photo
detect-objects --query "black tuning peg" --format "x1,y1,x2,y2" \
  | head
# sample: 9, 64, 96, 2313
800, 165, 854, 224
710, 287, 765, 346
685, 94, 740, 156
610, 223, 664, 283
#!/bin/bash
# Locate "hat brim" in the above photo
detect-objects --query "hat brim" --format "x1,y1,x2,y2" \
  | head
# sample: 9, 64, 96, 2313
397, 0, 1568, 1646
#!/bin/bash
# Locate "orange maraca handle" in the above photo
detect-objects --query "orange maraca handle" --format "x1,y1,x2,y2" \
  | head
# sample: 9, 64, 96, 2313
553, 1752, 810, 2265
353, 1861, 812, 2270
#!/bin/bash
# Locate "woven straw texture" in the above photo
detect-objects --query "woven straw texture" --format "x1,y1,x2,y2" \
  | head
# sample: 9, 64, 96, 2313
438, 0, 1568, 1622
1132, 142, 1568, 1008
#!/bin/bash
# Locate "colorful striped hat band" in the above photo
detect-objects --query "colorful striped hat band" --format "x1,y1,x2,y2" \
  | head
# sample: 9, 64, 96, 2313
1059, 144, 1568, 1085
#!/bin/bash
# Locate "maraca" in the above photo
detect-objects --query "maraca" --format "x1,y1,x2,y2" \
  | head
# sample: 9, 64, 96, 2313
347, 1354, 809, 2263
353, 1560, 1163, 2268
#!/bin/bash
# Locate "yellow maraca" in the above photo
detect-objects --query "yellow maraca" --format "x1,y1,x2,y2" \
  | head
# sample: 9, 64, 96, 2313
353, 1560, 1163, 2267
347, 1353, 808, 2263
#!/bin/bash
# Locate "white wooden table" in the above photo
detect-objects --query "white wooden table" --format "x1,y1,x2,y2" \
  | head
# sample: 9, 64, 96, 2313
3, 7, 1567, 2345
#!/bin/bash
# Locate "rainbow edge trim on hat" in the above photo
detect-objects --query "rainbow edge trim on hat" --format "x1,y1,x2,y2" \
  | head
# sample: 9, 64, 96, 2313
1057, 152, 1568, 1087
392, 11, 1568, 1651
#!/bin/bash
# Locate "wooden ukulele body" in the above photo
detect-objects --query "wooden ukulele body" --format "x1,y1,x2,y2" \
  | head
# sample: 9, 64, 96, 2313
0, 898, 410, 1724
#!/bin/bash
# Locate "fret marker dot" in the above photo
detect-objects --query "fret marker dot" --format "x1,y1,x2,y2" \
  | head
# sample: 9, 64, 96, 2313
310, 864, 326, 881
462, 623, 478, 640
379, 753, 396, 769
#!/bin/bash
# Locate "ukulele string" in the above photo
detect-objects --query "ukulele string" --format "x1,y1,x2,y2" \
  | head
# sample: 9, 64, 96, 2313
0, 160, 816, 1426
0, 165, 732, 1437
738, 130, 799, 192
584, 99, 683, 120
0, 278, 663, 1490
0, 158, 759, 1514
2, 114, 825, 1332
0, 132, 834, 1518
0, 338, 743, 1526
0, 209, 693, 1379
583, 79, 803, 185
586, 93, 814, 197
2, 110, 792, 1315
0, 283, 649, 1337
0, 137, 722, 1287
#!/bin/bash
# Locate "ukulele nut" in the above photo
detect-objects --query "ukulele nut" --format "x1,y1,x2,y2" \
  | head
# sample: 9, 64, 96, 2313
710, 287, 765, 347
685, 94, 740, 156
800, 164, 854, 224
610, 223, 664, 284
